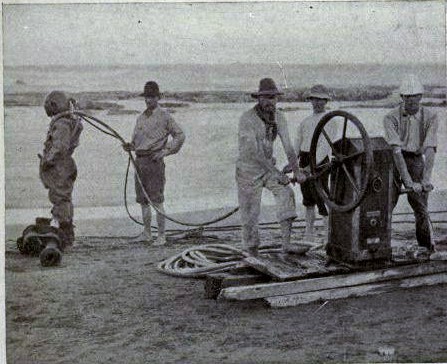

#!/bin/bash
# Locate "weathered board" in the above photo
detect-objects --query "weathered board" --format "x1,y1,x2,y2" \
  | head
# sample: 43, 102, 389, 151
205, 272, 268, 299
219, 260, 447, 301
243, 252, 350, 280
266, 272, 447, 307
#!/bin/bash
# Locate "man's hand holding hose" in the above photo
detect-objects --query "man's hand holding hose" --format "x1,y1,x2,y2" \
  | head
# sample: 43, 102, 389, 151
122, 142, 135, 152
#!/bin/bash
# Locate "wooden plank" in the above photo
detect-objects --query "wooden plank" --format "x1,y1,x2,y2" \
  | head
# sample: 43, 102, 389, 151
220, 261, 447, 301
243, 252, 348, 280
204, 272, 267, 299
243, 255, 307, 280
266, 272, 447, 307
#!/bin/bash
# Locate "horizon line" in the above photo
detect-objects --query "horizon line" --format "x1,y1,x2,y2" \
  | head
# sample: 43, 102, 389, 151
4, 61, 445, 68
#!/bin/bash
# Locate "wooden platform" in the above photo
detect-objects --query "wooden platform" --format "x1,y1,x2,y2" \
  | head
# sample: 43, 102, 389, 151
243, 251, 350, 280
204, 250, 447, 307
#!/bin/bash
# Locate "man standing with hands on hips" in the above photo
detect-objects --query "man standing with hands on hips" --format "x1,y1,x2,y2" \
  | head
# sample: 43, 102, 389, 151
123, 81, 185, 246
383, 74, 438, 254
236, 78, 307, 257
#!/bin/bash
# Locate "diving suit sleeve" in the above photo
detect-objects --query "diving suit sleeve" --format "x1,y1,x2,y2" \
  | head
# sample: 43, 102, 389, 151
45, 121, 72, 164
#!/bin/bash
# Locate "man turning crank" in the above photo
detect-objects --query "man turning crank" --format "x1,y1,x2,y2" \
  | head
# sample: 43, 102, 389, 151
123, 81, 185, 246
383, 74, 438, 253
236, 78, 306, 256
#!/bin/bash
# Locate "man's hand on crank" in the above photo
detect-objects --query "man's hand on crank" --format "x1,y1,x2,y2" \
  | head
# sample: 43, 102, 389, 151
411, 182, 423, 194
276, 173, 290, 185
282, 163, 292, 174
293, 169, 308, 184
422, 181, 434, 192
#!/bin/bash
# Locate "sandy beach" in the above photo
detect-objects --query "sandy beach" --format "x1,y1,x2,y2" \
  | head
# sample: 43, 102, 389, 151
5, 189, 447, 364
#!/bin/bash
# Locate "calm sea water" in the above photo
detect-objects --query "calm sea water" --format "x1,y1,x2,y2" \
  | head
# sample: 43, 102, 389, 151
4, 63, 446, 226
4, 63, 445, 93
4, 99, 447, 226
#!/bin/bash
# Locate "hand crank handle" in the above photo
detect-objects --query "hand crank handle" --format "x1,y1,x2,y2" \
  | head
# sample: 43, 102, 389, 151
399, 188, 413, 194
400, 184, 434, 194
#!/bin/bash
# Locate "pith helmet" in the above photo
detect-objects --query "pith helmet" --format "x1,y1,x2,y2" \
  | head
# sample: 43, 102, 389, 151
399, 74, 424, 96
305, 84, 332, 100
140, 81, 161, 97
251, 78, 284, 98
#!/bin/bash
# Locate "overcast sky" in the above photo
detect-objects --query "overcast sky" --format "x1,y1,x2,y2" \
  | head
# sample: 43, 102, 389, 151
3, 1, 445, 66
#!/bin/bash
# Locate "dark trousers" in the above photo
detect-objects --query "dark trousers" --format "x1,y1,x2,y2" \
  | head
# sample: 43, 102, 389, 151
392, 153, 433, 249
134, 156, 166, 204
299, 152, 328, 216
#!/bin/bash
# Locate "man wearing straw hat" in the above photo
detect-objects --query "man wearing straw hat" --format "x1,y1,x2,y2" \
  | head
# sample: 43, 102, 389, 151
236, 78, 306, 256
293, 84, 335, 242
123, 81, 185, 246
383, 74, 438, 254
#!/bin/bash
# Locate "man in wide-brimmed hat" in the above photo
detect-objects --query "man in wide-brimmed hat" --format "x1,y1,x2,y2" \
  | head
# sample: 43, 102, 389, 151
236, 78, 306, 256
123, 81, 185, 246
383, 74, 438, 255
292, 84, 336, 242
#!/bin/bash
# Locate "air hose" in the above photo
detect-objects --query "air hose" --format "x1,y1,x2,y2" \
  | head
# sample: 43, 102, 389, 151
156, 243, 284, 278
50, 110, 447, 277
56, 110, 447, 245
57, 110, 239, 230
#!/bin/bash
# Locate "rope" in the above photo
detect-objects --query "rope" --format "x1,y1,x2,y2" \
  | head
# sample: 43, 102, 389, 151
60, 110, 240, 229
156, 243, 284, 278
157, 218, 447, 278
53, 110, 447, 234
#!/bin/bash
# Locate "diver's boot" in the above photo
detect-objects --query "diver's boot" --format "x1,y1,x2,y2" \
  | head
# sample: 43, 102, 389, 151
59, 220, 75, 247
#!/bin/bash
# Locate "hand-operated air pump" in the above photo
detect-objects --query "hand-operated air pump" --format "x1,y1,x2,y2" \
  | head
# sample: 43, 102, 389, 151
308, 110, 409, 265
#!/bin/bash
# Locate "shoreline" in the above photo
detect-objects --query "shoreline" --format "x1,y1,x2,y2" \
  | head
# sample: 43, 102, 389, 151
4, 85, 446, 107
5, 189, 447, 240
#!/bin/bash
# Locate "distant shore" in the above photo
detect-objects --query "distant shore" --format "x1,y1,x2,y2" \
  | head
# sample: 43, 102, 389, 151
4, 85, 446, 113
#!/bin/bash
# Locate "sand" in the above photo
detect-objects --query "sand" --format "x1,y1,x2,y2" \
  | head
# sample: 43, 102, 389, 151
5, 232, 447, 363
5, 197, 447, 364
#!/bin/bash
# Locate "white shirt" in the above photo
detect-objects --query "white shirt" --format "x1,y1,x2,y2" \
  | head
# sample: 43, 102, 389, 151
295, 111, 338, 163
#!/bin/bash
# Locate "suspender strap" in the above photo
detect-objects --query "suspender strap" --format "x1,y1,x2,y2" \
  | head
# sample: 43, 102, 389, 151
419, 107, 425, 153
397, 106, 425, 154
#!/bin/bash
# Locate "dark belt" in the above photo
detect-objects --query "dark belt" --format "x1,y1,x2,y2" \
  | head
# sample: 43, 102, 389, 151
402, 150, 422, 158
135, 150, 157, 158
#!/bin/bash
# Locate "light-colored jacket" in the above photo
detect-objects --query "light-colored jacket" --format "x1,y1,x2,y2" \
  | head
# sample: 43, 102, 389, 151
236, 107, 297, 180
132, 106, 185, 156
